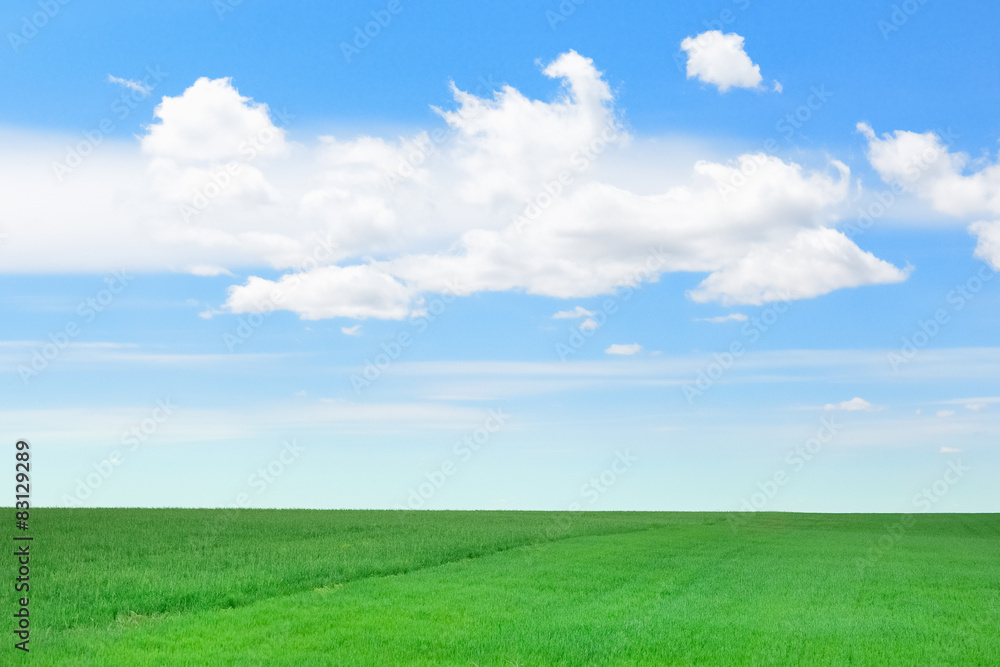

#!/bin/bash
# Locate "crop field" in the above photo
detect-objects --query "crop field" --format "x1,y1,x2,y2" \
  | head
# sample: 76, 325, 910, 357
14, 509, 1000, 665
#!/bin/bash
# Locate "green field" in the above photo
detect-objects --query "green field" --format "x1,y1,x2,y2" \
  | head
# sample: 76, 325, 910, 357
13, 509, 1000, 665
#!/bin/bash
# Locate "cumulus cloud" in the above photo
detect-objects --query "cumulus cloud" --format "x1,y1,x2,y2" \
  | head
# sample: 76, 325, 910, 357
605, 343, 641, 355
224, 265, 413, 320
1, 53, 908, 321
860, 123, 1000, 270
824, 397, 875, 411
142, 77, 288, 163
434, 50, 617, 205
688, 227, 909, 305
680, 31, 764, 92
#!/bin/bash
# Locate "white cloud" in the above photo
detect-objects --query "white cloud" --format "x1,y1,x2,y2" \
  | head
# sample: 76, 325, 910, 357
965, 402, 987, 411
142, 77, 288, 163
940, 446, 962, 453
225, 265, 413, 321
0, 53, 908, 321
552, 306, 595, 319
579, 318, 599, 331
107, 74, 152, 95
680, 31, 764, 92
341, 324, 362, 336
605, 343, 641, 356
824, 397, 875, 411
859, 123, 1000, 218
434, 50, 618, 205
695, 313, 748, 323
970, 220, 1000, 270
860, 123, 1000, 269
937, 410, 956, 418
377, 152, 905, 307
687, 227, 910, 305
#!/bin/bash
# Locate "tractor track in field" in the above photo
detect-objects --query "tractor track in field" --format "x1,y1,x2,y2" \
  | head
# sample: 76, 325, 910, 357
87, 522, 677, 632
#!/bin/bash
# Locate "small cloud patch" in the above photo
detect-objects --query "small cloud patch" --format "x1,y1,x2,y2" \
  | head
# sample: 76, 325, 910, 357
552, 306, 594, 319
605, 343, 641, 356
824, 397, 875, 412
680, 31, 764, 92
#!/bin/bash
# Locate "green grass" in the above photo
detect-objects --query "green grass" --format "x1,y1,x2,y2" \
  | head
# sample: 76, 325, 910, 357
14, 510, 1000, 665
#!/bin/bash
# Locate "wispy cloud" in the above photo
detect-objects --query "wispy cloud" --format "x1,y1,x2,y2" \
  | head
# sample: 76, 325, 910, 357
695, 313, 748, 323
107, 74, 152, 95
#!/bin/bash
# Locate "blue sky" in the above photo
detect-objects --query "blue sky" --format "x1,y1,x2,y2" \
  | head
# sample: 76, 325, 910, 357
2, 0, 998, 512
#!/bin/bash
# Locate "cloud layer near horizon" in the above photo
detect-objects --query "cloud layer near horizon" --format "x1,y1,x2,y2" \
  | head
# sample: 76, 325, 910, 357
2, 51, 911, 320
